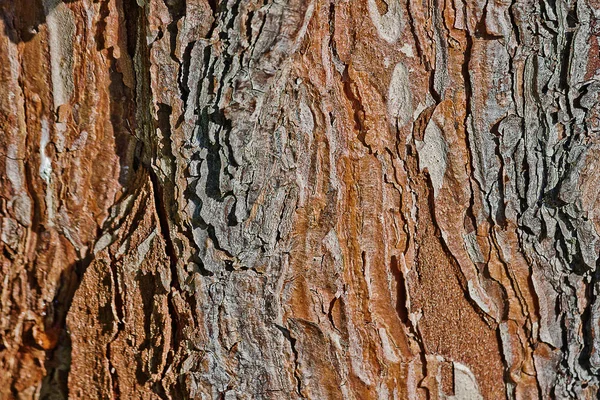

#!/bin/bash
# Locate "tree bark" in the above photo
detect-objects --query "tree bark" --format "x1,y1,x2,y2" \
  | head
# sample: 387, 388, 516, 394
1, 0, 600, 398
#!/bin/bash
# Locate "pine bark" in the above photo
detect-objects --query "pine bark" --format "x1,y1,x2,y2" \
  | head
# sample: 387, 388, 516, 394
1, 0, 600, 398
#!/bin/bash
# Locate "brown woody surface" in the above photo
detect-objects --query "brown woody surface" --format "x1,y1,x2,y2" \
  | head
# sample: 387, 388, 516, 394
1, 0, 600, 398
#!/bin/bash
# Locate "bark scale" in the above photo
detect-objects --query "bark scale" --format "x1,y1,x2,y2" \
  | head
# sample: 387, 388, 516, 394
1, 0, 600, 399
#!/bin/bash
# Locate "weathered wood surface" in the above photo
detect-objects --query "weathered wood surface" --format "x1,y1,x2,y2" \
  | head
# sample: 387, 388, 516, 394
1, 0, 600, 398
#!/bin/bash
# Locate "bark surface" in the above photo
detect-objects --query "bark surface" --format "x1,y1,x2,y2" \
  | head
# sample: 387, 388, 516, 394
1, 0, 600, 398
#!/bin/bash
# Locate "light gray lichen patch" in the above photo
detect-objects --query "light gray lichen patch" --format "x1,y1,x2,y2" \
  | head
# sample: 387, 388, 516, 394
367, 0, 403, 44
450, 362, 484, 400
298, 101, 314, 135
463, 232, 484, 264
416, 118, 448, 197
39, 119, 52, 183
387, 62, 412, 128
5, 144, 23, 191
44, 0, 75, 109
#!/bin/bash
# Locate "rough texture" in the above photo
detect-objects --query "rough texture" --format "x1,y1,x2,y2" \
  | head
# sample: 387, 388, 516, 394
1, 0, 600, 398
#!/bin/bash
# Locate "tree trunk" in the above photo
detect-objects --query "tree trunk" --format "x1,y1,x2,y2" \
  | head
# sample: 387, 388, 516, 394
1, 0, 599, 398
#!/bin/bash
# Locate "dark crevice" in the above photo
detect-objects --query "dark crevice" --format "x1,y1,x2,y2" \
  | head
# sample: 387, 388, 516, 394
178, 40, 196, 107
206, 224, 234, 259
147, 166, 179, 284
428, 69, 442, 104
580, 266, 600, 373
327, 297, 339, 331
490, 120, 508, 229
275, 324, 305, 398
245, 9, 254, 43
328, 3, 338, 58
390, 255, 409, 325
95, 0, 110, 50
227, 198, 238, 226
163, 0, 186, 62
459, 28, 481, 240
341, 67, 371, 153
